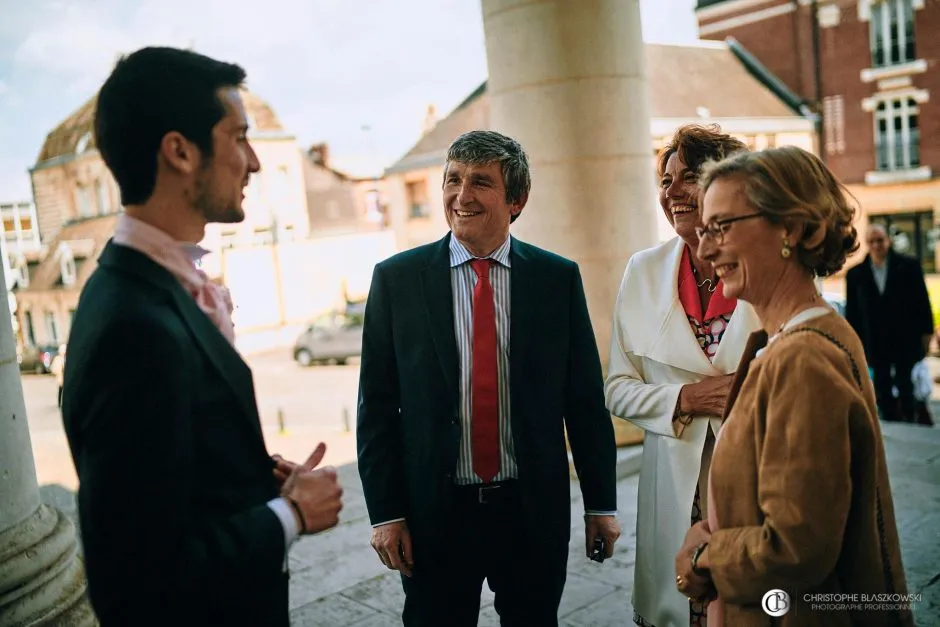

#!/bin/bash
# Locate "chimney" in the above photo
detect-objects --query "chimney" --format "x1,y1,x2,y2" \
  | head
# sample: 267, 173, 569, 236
421, 104, 438, 136
307, 143, 329, 167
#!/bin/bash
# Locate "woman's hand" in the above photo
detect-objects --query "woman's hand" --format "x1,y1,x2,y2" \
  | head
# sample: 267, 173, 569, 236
678, 374, 734, 417
675, 521, 715, 602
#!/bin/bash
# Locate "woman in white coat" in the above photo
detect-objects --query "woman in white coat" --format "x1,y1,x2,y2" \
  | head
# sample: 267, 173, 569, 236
605, 125, 761, 627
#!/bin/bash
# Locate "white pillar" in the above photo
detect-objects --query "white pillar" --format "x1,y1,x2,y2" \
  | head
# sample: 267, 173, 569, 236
0, 270, 96, 624
482, 0, 657, 443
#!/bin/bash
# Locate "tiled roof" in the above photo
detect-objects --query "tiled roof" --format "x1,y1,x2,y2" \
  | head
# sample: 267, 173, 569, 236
36, 89, 285, 166
20, 214, 119, 292
386, 41, 803, 173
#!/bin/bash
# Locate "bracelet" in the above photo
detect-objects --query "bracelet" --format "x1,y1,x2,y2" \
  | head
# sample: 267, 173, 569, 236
674, 404, 694, 426
691, 542, 709, 577
286, 496, 308, 534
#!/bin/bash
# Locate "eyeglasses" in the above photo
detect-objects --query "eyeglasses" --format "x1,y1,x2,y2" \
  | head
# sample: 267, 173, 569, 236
695, 213, 765, 245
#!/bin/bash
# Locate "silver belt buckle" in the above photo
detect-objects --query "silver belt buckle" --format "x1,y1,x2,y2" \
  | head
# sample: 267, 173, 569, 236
479, 484, 501, 504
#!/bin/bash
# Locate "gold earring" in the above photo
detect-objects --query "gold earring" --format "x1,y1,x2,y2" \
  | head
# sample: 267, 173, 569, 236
781, 237, 792, 259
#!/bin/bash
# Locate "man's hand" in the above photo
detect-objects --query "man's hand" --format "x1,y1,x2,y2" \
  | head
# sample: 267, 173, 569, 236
675, 521, 715, 602
271, 453, 299, 490
283, 444, 344, 535
371, 521, 414, 577
584, 515, 620, 561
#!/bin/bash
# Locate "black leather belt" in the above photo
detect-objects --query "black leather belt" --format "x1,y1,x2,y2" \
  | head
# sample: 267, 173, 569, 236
452, 480, 519, 505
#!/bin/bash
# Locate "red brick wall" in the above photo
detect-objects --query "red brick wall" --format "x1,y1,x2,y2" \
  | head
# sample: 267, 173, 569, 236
914, 4, 940, 175
699, 1, 805, 96
698, 1, 940, 185
817, 4, 873, 184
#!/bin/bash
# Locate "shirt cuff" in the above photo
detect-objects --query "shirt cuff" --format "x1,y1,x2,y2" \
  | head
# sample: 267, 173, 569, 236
585, 511, 617, 516
372, 517, 406, 528
267, 498, 300, 551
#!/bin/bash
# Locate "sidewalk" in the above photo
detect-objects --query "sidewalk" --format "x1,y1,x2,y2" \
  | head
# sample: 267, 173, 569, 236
275, 422, 940, 627
38, 422, 939, 626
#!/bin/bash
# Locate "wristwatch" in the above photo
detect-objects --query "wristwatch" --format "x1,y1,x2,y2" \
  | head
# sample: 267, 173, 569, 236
691, 542, 709, 577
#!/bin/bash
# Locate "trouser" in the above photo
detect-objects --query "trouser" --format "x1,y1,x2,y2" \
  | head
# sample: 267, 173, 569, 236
872, 361, 917, 423
401, 481, 567, 627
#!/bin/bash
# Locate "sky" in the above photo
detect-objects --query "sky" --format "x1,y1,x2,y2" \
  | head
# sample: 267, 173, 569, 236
0, 0, 699, 201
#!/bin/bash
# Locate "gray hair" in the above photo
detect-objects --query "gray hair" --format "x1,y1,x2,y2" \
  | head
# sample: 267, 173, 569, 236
444, 130, 531, 208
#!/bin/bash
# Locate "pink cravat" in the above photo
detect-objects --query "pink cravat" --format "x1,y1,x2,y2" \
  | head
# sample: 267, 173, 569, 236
112, 215, 236, 345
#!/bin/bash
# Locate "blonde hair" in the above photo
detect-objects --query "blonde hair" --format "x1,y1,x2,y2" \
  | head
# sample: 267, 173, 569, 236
699, 146, 859, 277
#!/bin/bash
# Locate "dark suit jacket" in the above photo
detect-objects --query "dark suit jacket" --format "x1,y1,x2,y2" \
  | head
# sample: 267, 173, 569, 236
845, 251, 933, 366
356, 234, 617, 558
62, 242, 288, 627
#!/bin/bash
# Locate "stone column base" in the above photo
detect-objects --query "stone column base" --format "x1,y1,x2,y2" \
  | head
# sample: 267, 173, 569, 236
0, 504, 97, 626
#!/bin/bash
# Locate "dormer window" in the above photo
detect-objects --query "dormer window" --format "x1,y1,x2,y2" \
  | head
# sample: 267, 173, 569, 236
75, 131, 92, 154
57, 243, 77, 287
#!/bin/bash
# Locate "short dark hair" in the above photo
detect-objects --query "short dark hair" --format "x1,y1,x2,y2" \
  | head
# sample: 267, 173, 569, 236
94, 47, 247, 205
656, 124, 748, 179
445, 130, 531, 222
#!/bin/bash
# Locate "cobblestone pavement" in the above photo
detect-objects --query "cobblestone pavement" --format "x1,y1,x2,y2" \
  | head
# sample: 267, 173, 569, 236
37, 420, 938, 626
271, 422, 940, 627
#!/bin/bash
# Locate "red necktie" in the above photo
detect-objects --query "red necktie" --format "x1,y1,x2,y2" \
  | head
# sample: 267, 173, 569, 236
470, 258, 500, 482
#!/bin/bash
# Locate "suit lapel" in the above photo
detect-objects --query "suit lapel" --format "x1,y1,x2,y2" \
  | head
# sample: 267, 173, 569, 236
166, 288, 260, 432
420, 235, 459, 406
639, 240, 719, 376
509, 238, 534, 402
98, 242, 260, 430
722, 330, 768, 421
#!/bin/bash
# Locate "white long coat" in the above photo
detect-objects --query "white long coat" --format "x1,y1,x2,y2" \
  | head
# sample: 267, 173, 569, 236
605, 237, 761, 627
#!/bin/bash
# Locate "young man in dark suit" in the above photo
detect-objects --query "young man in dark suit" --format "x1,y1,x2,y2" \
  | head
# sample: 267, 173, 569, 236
62, 47, 343, 626
357, 130, 620, 626
845, 223, 934, 423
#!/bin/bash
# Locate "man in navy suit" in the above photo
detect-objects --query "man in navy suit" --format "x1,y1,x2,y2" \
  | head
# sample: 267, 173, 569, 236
357, 130, 620, 626
62, 47, 343, 626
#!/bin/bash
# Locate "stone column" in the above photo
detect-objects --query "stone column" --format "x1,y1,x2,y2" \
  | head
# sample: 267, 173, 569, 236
481, 0, 657, 444
0, 268, 96, 625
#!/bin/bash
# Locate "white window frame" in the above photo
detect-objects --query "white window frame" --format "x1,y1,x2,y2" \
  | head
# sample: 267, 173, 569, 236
865, 0, 919, 68
45, 311, 59, 344
873, 97, 919, 172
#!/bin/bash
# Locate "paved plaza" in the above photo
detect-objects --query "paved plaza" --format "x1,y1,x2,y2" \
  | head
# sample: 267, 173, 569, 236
22, 354, 940, 626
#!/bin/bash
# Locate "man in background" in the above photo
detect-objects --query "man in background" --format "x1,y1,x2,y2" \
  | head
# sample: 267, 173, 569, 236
846, 223, 933, 423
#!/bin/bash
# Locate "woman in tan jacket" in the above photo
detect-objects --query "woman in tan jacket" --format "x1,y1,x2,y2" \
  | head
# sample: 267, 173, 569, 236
673, 146, 913, 626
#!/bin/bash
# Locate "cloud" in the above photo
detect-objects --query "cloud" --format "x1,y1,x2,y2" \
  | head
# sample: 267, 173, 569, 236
1, 0, 699, 188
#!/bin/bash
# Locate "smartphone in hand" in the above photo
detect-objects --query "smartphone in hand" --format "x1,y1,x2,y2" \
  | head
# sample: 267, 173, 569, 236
589, 536, 606, 563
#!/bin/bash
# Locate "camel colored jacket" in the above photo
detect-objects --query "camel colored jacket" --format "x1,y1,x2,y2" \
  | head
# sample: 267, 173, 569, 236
708, 312, 914, 626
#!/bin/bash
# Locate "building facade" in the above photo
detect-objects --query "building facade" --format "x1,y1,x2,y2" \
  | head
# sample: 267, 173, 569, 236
16, 89, 310, 348
383, 41, 818, 251
696, 0, 940, 275
1, 200, 43, 346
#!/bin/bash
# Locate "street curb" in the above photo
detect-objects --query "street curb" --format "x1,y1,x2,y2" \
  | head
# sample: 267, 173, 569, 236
568, 445, 643, 481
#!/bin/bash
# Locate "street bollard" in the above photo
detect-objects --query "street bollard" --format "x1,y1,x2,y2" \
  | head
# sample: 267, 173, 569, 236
278, 407, 287, 435
342, 407, 350, 433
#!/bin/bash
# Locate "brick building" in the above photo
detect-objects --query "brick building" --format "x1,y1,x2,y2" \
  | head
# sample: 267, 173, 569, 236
383, 41, 818, 252
696, 0, 940, 274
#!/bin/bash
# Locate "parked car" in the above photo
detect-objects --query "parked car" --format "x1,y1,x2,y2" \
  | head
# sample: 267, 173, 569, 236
293, 310, 364, 366
18, 344, 59, 374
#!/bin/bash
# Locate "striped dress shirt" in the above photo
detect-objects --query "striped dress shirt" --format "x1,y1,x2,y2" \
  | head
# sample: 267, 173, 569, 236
370, 235, 614, 526
449, 235, 518, 484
